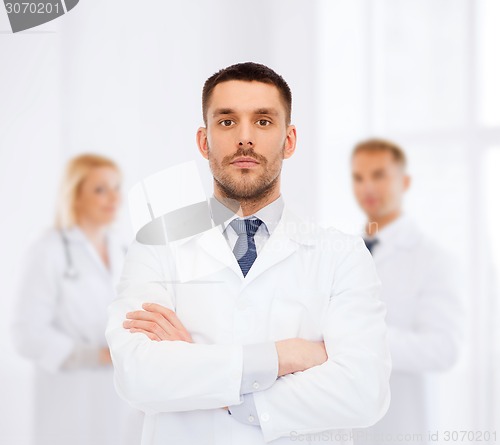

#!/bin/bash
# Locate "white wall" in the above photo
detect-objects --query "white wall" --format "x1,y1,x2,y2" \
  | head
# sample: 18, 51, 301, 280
0, 9, 63, 444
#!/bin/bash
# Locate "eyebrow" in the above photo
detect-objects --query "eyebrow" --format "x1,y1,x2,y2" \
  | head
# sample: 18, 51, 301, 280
212, 107, 280, 117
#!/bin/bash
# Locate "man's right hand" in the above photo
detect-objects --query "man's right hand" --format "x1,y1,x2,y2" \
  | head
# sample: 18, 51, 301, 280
275, 338, 327, 377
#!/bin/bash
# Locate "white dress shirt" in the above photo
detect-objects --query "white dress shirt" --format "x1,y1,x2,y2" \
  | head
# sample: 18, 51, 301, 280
210, 194, 284, 425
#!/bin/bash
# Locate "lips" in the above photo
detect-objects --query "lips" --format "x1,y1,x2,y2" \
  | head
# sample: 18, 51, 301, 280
230, 157, 260, 168
364, 198, 378, 206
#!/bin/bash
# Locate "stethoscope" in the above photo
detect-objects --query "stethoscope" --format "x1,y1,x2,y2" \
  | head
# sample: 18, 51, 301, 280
60, 230, 79, 280
59, 229, 127, 281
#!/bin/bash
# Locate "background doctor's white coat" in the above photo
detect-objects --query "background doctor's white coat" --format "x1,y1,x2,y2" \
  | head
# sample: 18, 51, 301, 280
0, 0, 499, 443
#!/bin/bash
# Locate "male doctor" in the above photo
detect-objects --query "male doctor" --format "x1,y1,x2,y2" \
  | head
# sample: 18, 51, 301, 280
351, 139, 464, 445
106, 62, 391, 445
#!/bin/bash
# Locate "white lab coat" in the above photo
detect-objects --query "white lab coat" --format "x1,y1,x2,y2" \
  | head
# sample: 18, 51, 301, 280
12, 227, 142, 445
106, 205, 392, 445
354, 215, 464, 445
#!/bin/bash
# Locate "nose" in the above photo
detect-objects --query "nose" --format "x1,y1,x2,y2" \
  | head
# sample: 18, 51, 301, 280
361, 181, 377, 198
109, 188, 121, 204
237, 122, 254, 148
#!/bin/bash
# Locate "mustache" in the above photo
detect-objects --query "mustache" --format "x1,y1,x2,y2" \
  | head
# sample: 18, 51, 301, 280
222, 147, 267, 166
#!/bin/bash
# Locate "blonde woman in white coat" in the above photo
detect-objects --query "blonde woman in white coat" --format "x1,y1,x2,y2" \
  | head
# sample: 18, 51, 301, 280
12, 154, 142, 445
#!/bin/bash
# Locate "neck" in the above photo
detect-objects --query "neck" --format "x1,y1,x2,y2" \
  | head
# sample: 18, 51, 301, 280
365, 209, 401, 237
214, 180, 281, 217
76, 218, 108, 246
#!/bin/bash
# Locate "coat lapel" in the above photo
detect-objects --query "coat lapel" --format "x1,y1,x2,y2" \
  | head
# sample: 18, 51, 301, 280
169, 225, 242, 283
169, 204, 316, 287
373, 217, 420, 265
240, 206, 316, 289
65, 227, 130, 284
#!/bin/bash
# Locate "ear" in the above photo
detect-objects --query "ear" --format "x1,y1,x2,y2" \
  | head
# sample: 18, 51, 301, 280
403, 174, 411, 191
196, 127, 209, 160
283, 125, 297, 160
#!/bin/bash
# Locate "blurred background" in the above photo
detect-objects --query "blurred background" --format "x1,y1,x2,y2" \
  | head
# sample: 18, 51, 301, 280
0, 0, 499, 443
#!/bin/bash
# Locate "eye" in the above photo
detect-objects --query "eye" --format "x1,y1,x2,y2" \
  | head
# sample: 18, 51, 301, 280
257, 119, 271, 126
219, 119, 235, 127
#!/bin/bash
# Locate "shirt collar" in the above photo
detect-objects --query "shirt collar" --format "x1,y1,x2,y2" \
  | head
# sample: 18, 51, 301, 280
210, 194, 284, 237
61, 225, 88, 243
363, 213, 410, 244
61, 225, 118, 249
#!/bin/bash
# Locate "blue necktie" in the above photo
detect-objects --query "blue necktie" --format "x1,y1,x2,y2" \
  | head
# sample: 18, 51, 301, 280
230, 218, 263, 277
363, 238, 379, 254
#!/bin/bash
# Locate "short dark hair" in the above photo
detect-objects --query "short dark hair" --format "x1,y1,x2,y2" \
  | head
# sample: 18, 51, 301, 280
202, 62, 292, 125
352, 138, 407, 170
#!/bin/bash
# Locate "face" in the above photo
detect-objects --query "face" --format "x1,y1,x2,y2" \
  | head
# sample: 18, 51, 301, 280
75, 166, 121, 226
351, 150, 410, 220
197, 80, 296, 201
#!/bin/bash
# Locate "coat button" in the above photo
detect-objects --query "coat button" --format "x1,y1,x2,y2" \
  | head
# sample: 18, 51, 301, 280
260, 412, 270, 422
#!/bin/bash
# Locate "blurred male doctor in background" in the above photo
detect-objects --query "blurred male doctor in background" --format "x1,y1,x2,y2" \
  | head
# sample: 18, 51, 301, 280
351, 139, 464, 445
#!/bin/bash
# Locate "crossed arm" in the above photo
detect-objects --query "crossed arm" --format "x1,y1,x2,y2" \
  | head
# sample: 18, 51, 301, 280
122, 302, 328, 412
105, 239, 390, 442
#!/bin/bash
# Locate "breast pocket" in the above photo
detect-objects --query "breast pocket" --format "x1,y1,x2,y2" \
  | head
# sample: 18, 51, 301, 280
174, 282, 234, 344
268, 287, 328, 341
